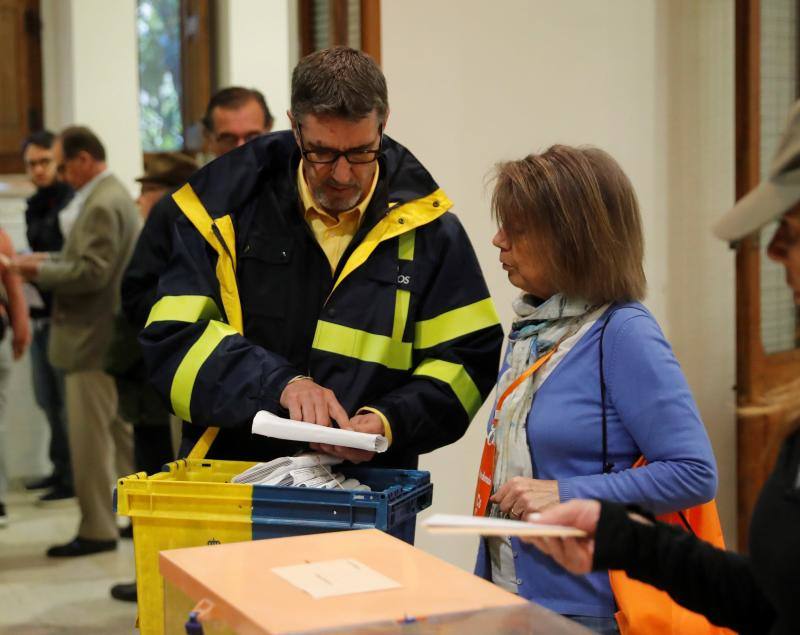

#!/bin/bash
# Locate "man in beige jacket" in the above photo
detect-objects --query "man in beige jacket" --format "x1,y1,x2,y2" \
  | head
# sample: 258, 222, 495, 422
12, 126, 140, 557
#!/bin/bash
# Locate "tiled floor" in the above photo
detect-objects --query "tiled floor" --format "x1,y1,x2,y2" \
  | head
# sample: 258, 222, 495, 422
0, 487, 137, 634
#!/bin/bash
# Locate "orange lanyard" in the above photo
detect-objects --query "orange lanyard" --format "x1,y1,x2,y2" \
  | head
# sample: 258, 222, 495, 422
472, 347, 557, 516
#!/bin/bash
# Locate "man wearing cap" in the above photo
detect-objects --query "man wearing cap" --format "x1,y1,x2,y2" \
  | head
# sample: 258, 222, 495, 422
110, 151, 199, 475
135, 152, 198, 220
108, 151, 198, 603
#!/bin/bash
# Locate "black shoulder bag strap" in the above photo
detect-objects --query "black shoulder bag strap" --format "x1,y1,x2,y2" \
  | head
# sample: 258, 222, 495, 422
599, 305, 695, 535
599, 307, 622, 475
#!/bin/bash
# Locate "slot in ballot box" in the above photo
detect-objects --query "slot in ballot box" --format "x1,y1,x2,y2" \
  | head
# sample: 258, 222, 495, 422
159, 528, 589, 634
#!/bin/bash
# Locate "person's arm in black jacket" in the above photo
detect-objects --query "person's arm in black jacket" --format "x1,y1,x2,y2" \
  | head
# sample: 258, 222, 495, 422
139, 208, 302, 427
121, 195, 178, 328
592, 502, 775, 633
525, 500, 775, 634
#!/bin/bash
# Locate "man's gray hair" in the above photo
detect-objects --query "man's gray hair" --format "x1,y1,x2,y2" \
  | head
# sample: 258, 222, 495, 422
291, 46, 388, 124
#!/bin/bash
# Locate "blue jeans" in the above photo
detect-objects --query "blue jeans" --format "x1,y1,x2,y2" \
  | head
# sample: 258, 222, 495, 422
30, 319, 70, 486
566, 615, 620, 635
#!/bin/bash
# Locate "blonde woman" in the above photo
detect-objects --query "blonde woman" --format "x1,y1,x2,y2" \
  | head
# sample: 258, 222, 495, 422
475, 146, 717, 633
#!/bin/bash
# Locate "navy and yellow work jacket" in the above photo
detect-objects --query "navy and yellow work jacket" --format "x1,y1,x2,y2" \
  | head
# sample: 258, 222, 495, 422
140, 131, 503, 468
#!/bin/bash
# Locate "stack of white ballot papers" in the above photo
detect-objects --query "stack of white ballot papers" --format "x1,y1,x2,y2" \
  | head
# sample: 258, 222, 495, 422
232, 453, 372, 491
251, 410, 389, 453
423, 513, 587, 537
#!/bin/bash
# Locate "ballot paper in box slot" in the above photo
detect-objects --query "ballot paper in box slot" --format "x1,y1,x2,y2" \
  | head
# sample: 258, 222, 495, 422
251, 410, 389, 453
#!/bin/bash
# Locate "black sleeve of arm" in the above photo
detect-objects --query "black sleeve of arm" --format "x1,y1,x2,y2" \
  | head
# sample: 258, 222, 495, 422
122, 195, 177, 328
139, 215, 300, 428
593, 501, 776, 633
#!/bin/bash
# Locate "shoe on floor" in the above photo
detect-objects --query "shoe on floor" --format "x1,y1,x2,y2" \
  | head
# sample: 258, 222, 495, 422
46, 537, 117, 558
0, 502, 7, 528
37, 485, 75, 504
119, 524, 133, 539
110, 582, 137, 602
25, 474, 59, 490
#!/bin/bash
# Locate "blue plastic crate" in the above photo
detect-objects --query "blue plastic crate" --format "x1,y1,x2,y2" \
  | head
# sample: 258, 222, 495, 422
250, 465, 433, 543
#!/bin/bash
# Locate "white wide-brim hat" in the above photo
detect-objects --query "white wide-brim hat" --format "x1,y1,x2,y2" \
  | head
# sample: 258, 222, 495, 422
714, 100, 800, 242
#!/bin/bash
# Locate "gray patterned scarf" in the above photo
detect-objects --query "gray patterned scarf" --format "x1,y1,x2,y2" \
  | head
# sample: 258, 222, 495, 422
491, 293, 597, 508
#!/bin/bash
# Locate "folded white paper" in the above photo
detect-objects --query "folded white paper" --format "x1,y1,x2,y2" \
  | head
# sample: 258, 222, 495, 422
252, 410, 389, 453
423, 513, 587, 537
231, 453, 341, 484
271, 558, 401, 599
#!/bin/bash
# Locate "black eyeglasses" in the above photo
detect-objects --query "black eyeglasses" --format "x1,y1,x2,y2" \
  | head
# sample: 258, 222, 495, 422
296, 123, 383, 165
213, 131, 264, 151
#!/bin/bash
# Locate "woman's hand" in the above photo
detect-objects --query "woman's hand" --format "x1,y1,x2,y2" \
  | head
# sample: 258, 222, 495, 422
491, 476, 560, 518
521, 499, 601, 574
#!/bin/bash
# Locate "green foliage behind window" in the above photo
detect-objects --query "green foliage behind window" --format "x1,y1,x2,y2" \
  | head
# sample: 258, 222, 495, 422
138, 0, 183, 151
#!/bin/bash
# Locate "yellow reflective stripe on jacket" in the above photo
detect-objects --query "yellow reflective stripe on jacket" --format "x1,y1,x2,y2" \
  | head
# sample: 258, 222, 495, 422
398, 228, 415, 261
171, 185, 242, 459
170, 321, 238, 422
146, 295, 222, 328
313, 320, 413, 370
391, 230, 415, 340
329, 188, 452, 298
391, 290, 411, 341
172, 184, 243, 334
414, 297, 500, 350
414, 358, 482, 418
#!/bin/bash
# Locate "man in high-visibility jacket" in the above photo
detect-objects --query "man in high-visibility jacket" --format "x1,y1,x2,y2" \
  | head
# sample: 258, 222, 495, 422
140, 46, 503, 468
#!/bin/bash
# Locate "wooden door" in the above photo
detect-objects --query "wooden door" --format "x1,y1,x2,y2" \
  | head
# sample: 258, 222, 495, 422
0, 0, 42, 174
180, 0, 214, 150
299, 0, 381, 64
735, 0, 800, 550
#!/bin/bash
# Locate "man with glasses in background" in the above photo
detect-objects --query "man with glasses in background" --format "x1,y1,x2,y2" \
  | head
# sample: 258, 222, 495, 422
20, 131, 74, 504
141, 46, 502, 469
202, 86, 274, 158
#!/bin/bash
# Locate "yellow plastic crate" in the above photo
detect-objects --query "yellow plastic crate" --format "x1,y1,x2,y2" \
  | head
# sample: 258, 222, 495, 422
116, 459, 256, 635
116, 459, 432, 635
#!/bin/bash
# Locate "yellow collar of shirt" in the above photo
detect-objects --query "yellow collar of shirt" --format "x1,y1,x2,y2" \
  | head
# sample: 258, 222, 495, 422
297, 161, 379, 229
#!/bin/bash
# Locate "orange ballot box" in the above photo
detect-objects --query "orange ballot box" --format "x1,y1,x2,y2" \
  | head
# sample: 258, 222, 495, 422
159, 528, 582, 634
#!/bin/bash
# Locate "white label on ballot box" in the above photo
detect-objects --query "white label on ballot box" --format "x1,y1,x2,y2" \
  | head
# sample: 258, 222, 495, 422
271, 558, 402, 599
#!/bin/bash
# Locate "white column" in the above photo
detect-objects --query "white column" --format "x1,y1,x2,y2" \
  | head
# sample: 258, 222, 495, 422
40, 0, 142, 195
663, 0, 736, 544
216, 0, 294, 131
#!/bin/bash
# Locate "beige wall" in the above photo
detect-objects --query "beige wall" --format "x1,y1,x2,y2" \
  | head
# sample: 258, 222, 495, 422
216, 0, 295, 131
662, 0, 737, 552
382, 0, 736, 569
